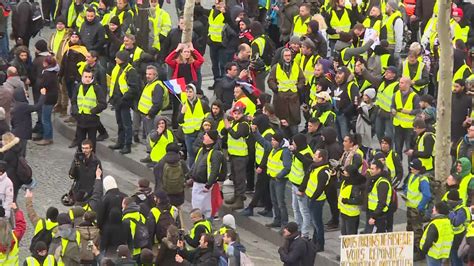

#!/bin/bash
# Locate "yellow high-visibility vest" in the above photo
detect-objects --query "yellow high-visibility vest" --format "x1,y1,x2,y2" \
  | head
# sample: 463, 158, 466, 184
459, 174, 474, 205
392, 90, 416, 128
328, 9, 351, 40
420, 217, 454, 259
255, 128, 275, 165
382, 10, 402, 45
189, 220, 212, 239
385, 150, 396, 179
367, 177, 392, 212
109, 64, 133, 97
138, 79, 168, 115
227, 121, 249, 156
376, 81, 398, 112
57, 231, 81, 266
77, 85, 98, 115
122, 211, 146, 256
403, 60, 426, 92
119, 45, 144, 62
451, 204, 472, 235
181, 99, 206, 134
235, 96, 256, 117
406, 173, 429, 208
305, 164, 330, 200
416, 132, 435, 171
299, 54, 320, 85
149, 129, 174, 162
338, 180, 361, 216
292, 15, 310, 37
149, 7, 172, 51
267, 149, 285, 178
208, 9, 224, 43
276, 63, 301, 93
25, 255, 56, 266
0, 233, 18, 265
288, 146, 313, 185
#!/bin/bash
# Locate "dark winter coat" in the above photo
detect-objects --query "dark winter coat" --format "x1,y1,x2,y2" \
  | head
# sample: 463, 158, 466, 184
11, 0, 34, 42
278, 232, 308, 266
451, 91, 472, 142
177, 247, 219, 266
69, 152, 102, 198
0, 137, 21, 187
214, 74, 237, 111
153, 151, 188, 206
105, 25, 124, 62
58, 43, 87, 82
190, 143, 225, 188
11, 89, 45, 140
38, 65, 60, 105
97, 187, 127, 229
31, 52, 51, 93
321, 127, 343, 160
70, 83, 107, 128
100, 208, 127, 257
79, 17, 106, 53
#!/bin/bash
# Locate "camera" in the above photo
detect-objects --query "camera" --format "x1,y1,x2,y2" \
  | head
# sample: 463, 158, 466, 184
178, 229, 185, 241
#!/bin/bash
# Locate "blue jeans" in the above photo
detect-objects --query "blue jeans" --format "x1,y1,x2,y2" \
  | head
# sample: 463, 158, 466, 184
115, 105, 132, 145
269, 178, 288, 226
335, 114, 349, 142
41, 105, 53, 140
292, 185, 311, 238
426, 255, 442, 266
309, 198, 325, 248
0, 29, 9, 60
375, 113, 394, 141
184, 134, 197, 168
209, 43, 225, 80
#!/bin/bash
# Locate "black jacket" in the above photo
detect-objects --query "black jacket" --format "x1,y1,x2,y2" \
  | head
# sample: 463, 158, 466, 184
68, 152, 102, 198
38, 65, 60, 105
79, 17, 106, 53
214, 75, 237, 111
420, 214, 449, 255
11, 89, 45, 140
100, 208, 127, 256
451, 91, 472, 142
58, 43, 87, 82
366, 175, 390, 218
321, 127, 343, 160
278, 232, 308, 266
299, 162, 330, 196
153, 151, 188, 206
190, 144, 225, 188
177, 247, 219, 266
105, 25, 124, 62
109, 63, 141, 108
0, 137, 21, 187
185, 220, 210, 248
70, 83, 107, 128
97, 187, 127, 229
11, 1, 33, 41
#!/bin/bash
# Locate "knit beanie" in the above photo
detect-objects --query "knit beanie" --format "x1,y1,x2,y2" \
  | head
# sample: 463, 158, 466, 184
57, 213, 72, 225
109, 16, 120, 26
115, 50, 130, 63
103, 175, 118, 193
292, 133, 307, 149
363, 88, 376, 100
206, 130, 219, 142
34, 40, 48, 52
222, 214, 236, 229
272, 132, 284, 143
166, 143, 181, 153
55, 16, 66, 25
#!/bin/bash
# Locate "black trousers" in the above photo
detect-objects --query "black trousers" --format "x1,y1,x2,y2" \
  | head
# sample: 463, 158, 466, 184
325, 177, 339, 225
248, 170, 272, 211
97, 120, 108, 135
76, 126, 97, 152
340, 214, 359, 235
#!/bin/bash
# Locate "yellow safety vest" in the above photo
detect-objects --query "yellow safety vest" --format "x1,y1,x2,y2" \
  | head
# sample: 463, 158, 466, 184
382, 11, 402, 45
305, 164, 330, 200
453, 64, 471, 83
235, 96, 256, 117
459, 174, 473, 205
119, 45, 144, 62
376, 81, 398, 112
195, 147, 223, 181
57, 231, 81, 266
25, 255, 56, 266
181, 98, 206, 134
255, 128, 275, 165
150, 206, 178, 223
338, 180, 361, 217
138, 79, 168, 115
149, 129, 174, 162
385, 150, 396, 179
122, 211, 146, 256
451, 204, 472, 235
340, 47, 355, 71
189, 220, 212, 239
299, 54, 320, 84
52, 30, 66, 56
149, 7, 172, 51
33, 218, 58, 237
227, 121, 249, 156
367, 177, 392, 212
451, 19, 470, 43
420, 217, 454, 259
466, 221, 474, 238
276, 63, 300, 93
311, 109, 336, 126
110, 6, 135, 25
288, 146, 314, 185
208, 9, 224, 43
267, 148, 285, 178
403, 60, 426, 92
67, 2, 78, 28
0, 233, 18, 265
362, 17, 381, 34
356, 78, 371, 93
416, 132, 435, 171
406, 173, 429, 208
328, 9, 351, 40
292, 15, 310, 37
380, 54, 391, 74
251, 36, 269, 70
109, 64, 133, 97
77, 85, 98, 115
101, 12, 112, 25
68, 204, 92, 221
393, 90, 416, 128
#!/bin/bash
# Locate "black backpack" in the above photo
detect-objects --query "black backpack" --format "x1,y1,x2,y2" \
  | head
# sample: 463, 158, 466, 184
16, 156, 32, 184
127, 218, 150, 249
261, 35, 276, 66
302, 237, 317, 265
29, 219, 56, 253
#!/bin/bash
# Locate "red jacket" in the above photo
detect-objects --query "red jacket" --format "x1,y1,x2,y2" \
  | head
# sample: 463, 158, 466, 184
165, 49, 205, 82
0, 209, 26, 254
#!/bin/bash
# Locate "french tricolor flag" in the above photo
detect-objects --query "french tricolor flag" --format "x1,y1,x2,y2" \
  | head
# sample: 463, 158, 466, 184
164, 78, 186, 95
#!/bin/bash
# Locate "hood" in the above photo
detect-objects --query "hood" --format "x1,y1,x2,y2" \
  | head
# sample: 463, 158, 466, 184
153, 115, 171, 129
229, 5, 244, 23
455, 157, 471, 177
77, 225, 100, 240
123, 202, 140, 215
233, 242, 246, 253
335, 40, 351, 52
163, 151, 181, 164
344, 165, 366, 185
56, 225, 78, 241
0, 137, 19, 153
5, 76, 23, 88
307, 20, 319, 34
322, 127, 337, 144
43, 64, 60, 73
13, 88, 28, 103
253, 114, 270, 133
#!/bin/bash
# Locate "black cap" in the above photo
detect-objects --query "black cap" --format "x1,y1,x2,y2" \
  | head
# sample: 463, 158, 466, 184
409, 159, 423, 171
272, 132, 284, 143
206, 130, 219, 142
166, 143, 180, 153
385, 66, 398, 75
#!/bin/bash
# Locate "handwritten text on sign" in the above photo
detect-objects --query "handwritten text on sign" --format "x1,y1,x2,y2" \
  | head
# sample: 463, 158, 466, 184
340, 231, 414, 266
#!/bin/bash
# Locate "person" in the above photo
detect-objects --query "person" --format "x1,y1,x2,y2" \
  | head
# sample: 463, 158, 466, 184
153, 143, 188, 207
34, 56, 59, 146
100, 208, 127, 257
356, 88, 377, 150
24, 241, 57, 265
79, 7, 106, 53
376, 136, 404, 187
403, 159, 431, 260
165, 42, 204, 87
446, 190, 471, 266
97, 175, 128, 229
417, 94, 436, 130
121, 196, 149, 260
365, 160, 392, 233
207, 100, 225, 135
451, 158, 474, 206
338, 165, 365, 235
69, 139, 102, 202
144, 117, 175, 167
185, 208, 212, 249
401, 50, 429, 94
48, 213, 81, 265
454, 125, 474, 166
306, 117, 324, 152
107, 50, 140, 155
156, 225, 179, 265
70, 67, 107, 150
0, 160, 12, 218
222, 229, 248, 266
104, 16, 124, 70
224, 102, 250, 209
405, 119, 435, 173
214, 214, 236, 252
176, 233, 219, 265
76, 211, 99, 265
11, 0, 34, 47
381, 1, 404, 63
0, 203, 26, 265
190, 130, 225, 218
115, 245, 137, 265
147, 190, 178, 249
1, 68, 21, 124
278, 222, 310, 265
148, 0, 172, 54
452, 79, 472, 143
302, 149, 330, 252
267, 48, 305, 136
420, 201, 455, 266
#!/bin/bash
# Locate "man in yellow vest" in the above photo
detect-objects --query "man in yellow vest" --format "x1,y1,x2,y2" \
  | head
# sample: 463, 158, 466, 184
391, 76, 420, 161
25, 241, 57, 265
224, 102, 250, 210
233, 84, 256, 117
184, 208, 212, 248
148, 0, 172, 54
401, 50, 429, 94
420, 201, 454, 265
452, 158, 474, 206
326, 0, 357, 53
291, 3, 311, 38
381, 1, 404, 63
48, 213, 81, 265
405, 119, 435, 172
120, 34, 144, 66
121, 197, 149, 260
450, 8, 473, 46
446, 190, 472, 265
302, 149, 330, 251
70, 67, 107, 149
375, 136, 403, 187
403, 159, 431, 261
109, 0, 134, 33
146, 190, 179, 248
364, 160, 392, 233
108, 50, 141, 154
208, 0, 227, 81
267, 48, 305, 136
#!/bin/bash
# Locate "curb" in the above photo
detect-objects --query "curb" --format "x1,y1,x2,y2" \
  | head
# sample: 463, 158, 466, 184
54, 117, 338, 265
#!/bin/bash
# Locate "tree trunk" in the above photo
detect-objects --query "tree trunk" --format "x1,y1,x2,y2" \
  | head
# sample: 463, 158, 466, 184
434, 0, 453, 201
181, 0, 195, 43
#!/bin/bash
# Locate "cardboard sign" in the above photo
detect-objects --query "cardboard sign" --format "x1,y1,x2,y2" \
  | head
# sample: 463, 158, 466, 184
340, 231, 414, 266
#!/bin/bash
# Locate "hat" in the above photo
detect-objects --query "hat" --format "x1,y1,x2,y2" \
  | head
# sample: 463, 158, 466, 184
70, 31, 80, 37
109, 16, 120, 26
55, 16, 66, 25
222, 214, 236, 229
140, 248, 154, 263
289, 36, 301, 45
166, 142, 181, 153
34, 40, 48, 52
387, 1, 399, 11
206, 130, 219, 142
452, 7, 463, 18
57, 213, 72, 225
115, 50, 130, 63
103, 175, 118, 193
413, 119, 427, 129
232, 101, 246, 113
70, 206, 85, 219
117, 245, 131, 258
316, 91, 331, 101
138, 178, 150, 188
284, 222, 299, 234
373, 151, 386, 162
385, 65, 398, 75
301, 38, 315, 50
317, 78, 332, 91
0, 107, 5, 120
34, 241, 48, 252
292, 133, 307, 149
154, 190, 170, 205
363, 88, 376, 100
272, 132, 284, 143
409, 159, 423, 171
337, 66, 350, 77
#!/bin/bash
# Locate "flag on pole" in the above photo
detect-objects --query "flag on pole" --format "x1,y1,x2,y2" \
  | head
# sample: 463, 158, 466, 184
164, 78, 186, 95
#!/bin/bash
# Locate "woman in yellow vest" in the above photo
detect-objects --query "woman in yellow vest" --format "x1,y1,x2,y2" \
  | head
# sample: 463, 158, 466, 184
147, 117, 175, 166
0, 204, 26, 265
338, 165, 365, 235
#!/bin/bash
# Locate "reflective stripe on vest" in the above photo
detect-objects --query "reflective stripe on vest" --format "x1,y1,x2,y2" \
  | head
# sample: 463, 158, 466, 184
252, 36, 266, 57
150, 206, 178, 224
0, 233, 18, 264
276, 63, 300, 92
149, 129, 174, 162
311, 110, 336, 127
26, 255, 55, 266
451, 205, 472, 235
338, 180, 361, 216
292, 15, 310, 37
459, 174, 473, 205
466, 221, 474, 238
267, 149, 284, 178
255, 128, 275, 165
416, 132, 435, 171
453, 64, 471, 83
119, 45, 144, 62
305, 165, 330, 200
300, 54, 319, 84
383, 11, 402, 45
208, 9, 224, 43
228, 122, 249, 156
52, 30, 66, 56
406, 173, 429, 208
109, 64, 133, 97
67, 2, 78, 27
376, 81, 398, 112
420, 218, 454, 259
190, 220, 212, 239
181, 99, 205, 134
451, 19, 470, 43
393, 90, 416, 128
149, 7, 172, 50
340, 47, 355, 71
367, 177, 392, 212
328, 9, 351, 40
402, 60, 426, 92
288, 146, 313, 185
77, 85, 98, 115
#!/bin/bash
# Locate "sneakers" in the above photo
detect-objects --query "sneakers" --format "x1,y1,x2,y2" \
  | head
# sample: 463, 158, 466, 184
223, 179, 234, 186
240, 207, 254, 217
34, 139, 53, 146
265, 222, 281, 228
120, 145, 131, 154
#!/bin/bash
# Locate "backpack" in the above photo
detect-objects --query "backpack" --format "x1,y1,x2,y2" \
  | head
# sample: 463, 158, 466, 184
78, 226, 99, 263
16, 156, 32, 185
128, 218, 150, 249
18, 1, 43, 38
162, 162, 184, 194
261, 35, 275, 66
51, 233, 81, 266
301, 238, 317, 265
29, 219, 56, 253
239, 251, 254, 266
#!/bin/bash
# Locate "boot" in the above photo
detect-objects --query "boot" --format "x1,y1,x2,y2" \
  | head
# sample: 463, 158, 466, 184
68, 140, 78, 148
133, 134, 140, 143
97, 133, 109, 141
227, 197, 244, 210
225, 196, 236, 205
140, 157, 152, 163
108, 143, 123, 150
240, 207, 254, 216
120, 145, 131, 154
